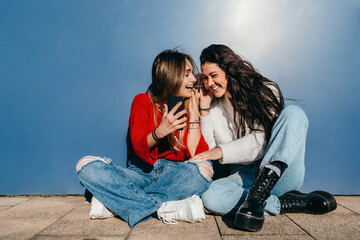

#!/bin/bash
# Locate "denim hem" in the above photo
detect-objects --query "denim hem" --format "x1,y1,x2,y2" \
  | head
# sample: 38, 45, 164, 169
260, 157, 290, 181
260, 156, 288, 168
264, 195, 281, 216
129, 202, 162, 227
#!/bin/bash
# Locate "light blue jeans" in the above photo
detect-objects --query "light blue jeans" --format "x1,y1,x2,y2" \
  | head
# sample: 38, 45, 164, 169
201, 105, 308, 216
76, 156, 211, 227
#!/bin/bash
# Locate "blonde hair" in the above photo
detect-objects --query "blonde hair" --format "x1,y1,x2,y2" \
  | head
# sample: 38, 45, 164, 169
147, 49, 198, 151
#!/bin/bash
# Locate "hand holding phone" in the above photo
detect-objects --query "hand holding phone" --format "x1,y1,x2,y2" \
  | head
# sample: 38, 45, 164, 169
168, 96, 185, 130
155, 96, 187, 138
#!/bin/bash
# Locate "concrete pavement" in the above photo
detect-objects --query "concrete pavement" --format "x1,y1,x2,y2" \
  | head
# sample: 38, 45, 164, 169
0, 196, 359, 240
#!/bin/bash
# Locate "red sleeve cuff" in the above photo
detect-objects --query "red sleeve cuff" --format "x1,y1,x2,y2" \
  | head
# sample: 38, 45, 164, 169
132, 133, 158, 165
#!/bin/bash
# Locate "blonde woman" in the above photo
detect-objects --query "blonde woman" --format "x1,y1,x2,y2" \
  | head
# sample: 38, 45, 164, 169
76, 50, 213, 227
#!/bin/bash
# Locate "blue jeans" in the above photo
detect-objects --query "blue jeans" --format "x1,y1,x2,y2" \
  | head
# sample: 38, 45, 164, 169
201, 105, 308, 216
76, 156, 211, 227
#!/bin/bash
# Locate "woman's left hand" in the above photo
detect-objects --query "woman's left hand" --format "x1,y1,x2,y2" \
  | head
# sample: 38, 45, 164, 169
189, 147, 223, 161
188, 89, 199, 120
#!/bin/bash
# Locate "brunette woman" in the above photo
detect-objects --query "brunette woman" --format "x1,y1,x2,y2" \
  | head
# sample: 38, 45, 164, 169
190, 44, 336, 232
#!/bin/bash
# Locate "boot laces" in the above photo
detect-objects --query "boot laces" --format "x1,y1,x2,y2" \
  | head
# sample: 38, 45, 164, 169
159, 216, 179, 224
248, 170, 278, 203
281, 197, 308, 213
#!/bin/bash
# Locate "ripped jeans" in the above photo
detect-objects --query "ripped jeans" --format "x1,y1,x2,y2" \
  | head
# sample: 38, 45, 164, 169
201, 105, 308, 216
76, 155, 212, 227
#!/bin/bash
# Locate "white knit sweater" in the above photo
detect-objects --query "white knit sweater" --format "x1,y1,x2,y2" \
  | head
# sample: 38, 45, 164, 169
200, 96, 267, 165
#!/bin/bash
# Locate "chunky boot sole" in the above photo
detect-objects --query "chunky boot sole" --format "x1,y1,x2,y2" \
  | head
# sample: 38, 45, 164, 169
233, 168, 279, 232
234, 212, 264, 232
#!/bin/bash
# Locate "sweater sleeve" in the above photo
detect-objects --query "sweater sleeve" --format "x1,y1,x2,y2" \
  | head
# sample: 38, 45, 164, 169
206, 97, 268, 165
128, 94, 157, 165
218, 130, 267, 164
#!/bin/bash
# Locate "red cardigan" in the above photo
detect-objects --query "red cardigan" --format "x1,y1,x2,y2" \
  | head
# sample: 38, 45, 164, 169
128, 93, 209, 165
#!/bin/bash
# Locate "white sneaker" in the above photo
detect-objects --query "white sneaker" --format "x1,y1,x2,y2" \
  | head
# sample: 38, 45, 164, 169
89, 196, 115, 219
157, 195, 206, 224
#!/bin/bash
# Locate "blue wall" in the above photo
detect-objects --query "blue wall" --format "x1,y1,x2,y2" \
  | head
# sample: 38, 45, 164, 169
1, 0, 359, 194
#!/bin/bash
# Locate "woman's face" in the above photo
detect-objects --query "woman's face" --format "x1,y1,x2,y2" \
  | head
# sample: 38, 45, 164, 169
177, 59, 197, 98
201, 62, 231, 98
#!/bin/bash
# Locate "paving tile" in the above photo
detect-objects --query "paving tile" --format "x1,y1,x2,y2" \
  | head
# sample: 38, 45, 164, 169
37, 204, 131, 238
0, 197, 81, 240
222, 235, 312, 240
0, 196, 359, 239
127, 214, 221, 240
335, 196, 360, 214
0, 197, 30, 206
286, 205, 360, 240
0, 197, 82, 219
0, 206, 10, 212
33, 236, 125, 240
215, 214, 307, 237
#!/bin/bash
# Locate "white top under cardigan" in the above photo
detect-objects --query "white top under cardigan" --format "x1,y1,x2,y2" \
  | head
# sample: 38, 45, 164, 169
200, 95, 267, 165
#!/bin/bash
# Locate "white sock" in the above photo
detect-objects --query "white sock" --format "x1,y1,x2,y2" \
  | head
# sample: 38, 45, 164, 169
265, 161, 285, 177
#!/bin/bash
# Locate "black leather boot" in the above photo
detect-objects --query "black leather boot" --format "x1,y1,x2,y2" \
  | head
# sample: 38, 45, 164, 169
234, 168, 280, 232
279, 190, 337, 214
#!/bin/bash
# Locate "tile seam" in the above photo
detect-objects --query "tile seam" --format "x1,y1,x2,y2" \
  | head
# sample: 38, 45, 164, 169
124, 227, 134, 240
284, 214, 316, 240
0, 197, 33, 213
29, 205, 80, 240
337, 203, 360, 215
212, 216, 223, 240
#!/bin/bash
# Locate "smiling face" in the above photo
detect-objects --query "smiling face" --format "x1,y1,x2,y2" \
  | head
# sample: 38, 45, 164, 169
201, 62, 231, 98
177, 59, 197, 98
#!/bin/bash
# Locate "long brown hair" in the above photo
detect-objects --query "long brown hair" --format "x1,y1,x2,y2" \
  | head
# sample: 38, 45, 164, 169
147, 49, 198, 151
200, 44, 284, 142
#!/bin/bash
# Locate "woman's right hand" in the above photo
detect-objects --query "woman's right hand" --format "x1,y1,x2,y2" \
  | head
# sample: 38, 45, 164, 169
189, 147, 223, 161
199, 81, 213, 116
200, 88, 212, 107
155, 102, 187, 138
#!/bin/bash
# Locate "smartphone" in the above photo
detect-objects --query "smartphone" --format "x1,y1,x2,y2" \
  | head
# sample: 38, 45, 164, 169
167, 96, 185, 130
